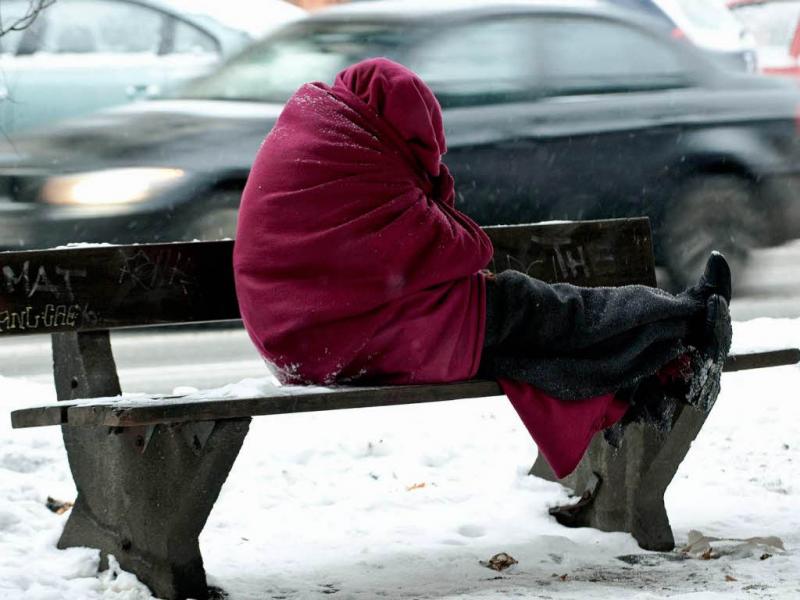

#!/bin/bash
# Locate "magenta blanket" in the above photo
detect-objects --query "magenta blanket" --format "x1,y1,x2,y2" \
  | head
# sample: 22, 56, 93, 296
233, 59, 625, 478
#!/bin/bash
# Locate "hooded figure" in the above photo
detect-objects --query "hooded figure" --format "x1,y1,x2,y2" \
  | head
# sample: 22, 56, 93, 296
234, 58, 492, 386
234, 58, 731, 478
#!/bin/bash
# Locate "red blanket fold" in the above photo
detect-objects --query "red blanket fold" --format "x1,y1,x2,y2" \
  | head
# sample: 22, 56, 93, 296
500, 382, 629, 478
233, 58, 625, 478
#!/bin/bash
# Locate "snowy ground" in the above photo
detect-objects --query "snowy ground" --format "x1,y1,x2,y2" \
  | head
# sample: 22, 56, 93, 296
1, 319, 799, 599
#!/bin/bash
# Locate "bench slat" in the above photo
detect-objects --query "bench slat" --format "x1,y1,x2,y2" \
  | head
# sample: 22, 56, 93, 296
11, 350, 798, 429
0, 218, 654, 336
722, 348, 800, 371
486, 217, 656, 287
11, 380, 504, 428
0, 241, 241, 336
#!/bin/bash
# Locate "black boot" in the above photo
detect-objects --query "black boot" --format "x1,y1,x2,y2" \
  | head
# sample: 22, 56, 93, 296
686, 293, 732, 413
702, 293, 732, 363
684, 251, 732, 305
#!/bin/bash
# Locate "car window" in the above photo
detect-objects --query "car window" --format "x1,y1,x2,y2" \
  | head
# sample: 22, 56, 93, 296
0, 0, 39, 55
406, 19, 539, 107
170, 19, 219, 56
540, 17, 690, 94
605, 0, 673, 24
654, 0, 742, 33
731, 1, 800, 50
19, 0, 165, 55
177, 23, 409, 103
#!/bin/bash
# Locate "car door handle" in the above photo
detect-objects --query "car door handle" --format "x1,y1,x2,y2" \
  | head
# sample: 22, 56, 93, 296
126, 84, 160, 100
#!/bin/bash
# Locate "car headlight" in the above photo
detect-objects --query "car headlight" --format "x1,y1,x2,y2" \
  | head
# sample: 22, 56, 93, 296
41, 168, 186, 206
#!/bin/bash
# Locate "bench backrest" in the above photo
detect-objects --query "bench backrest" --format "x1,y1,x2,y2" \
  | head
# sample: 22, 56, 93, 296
0, 218, 655, 337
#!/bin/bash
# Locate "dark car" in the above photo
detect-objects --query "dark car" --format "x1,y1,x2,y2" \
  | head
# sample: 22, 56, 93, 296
0, 0, 799, 286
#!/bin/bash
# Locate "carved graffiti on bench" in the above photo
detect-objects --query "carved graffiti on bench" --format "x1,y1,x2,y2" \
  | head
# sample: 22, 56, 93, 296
492, 236, 616, 282
0, 303, 100, 333
0, 261, 100, 331
0, 304, 78, 332
118, 249, 195, 294
2, 261, 87, 300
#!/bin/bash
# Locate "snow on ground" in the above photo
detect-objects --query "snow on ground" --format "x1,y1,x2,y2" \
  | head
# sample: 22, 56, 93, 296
1, 320, 799, 599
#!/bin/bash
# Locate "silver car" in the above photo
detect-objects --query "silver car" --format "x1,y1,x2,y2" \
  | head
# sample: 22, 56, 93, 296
0, 0, 304, 133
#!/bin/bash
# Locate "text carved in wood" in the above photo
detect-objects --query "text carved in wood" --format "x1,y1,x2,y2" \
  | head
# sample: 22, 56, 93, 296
2, 261, 87, 300
118, 249, 194, 294
0, 303, 99, 333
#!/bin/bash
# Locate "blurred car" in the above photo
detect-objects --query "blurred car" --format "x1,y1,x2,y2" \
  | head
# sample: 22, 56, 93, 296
0, 0, 305, 133
0, 0, 800, 287
728, 0, 800, 77
607, 0, 758, 71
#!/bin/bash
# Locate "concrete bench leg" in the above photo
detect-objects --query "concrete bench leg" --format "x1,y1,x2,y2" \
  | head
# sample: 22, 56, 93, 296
531, 403, 710, 551
52, 332, 250, 600
59, 419, 250, 600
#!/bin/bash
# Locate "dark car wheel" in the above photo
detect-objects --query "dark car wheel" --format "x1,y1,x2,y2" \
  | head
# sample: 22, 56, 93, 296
661, 175, 765, 291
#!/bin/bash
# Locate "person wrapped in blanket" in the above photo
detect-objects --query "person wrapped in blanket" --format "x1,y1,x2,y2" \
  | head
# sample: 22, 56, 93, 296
233, 58, 732, 479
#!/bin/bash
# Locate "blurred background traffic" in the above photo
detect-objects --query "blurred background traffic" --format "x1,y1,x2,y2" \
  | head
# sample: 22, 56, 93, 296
0, 0, 798, 320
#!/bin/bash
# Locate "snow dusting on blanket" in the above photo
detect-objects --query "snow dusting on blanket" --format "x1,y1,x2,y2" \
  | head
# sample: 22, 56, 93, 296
1, 320, 799, 599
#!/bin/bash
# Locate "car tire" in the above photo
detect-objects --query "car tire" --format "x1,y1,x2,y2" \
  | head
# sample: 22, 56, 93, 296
661, 175, 765, 291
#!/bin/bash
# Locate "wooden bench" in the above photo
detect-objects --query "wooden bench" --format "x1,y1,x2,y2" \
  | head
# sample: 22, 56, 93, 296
8, 218, 799, 600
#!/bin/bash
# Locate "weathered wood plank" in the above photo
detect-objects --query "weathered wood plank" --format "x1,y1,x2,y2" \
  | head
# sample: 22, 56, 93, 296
0, 218, 654, 336
12, 380, 504, 428
486, 218, 656, 287
722, 348, 800, 371
10, 348, 798, 429
0, 241, 240, 336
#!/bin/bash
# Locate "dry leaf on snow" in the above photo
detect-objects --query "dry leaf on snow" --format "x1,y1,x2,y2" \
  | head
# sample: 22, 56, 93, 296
45, 496, 73, 515
480, 552, 518, 572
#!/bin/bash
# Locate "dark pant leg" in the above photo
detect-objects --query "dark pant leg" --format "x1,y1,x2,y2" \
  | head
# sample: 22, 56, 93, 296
480, 270, 705, 399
